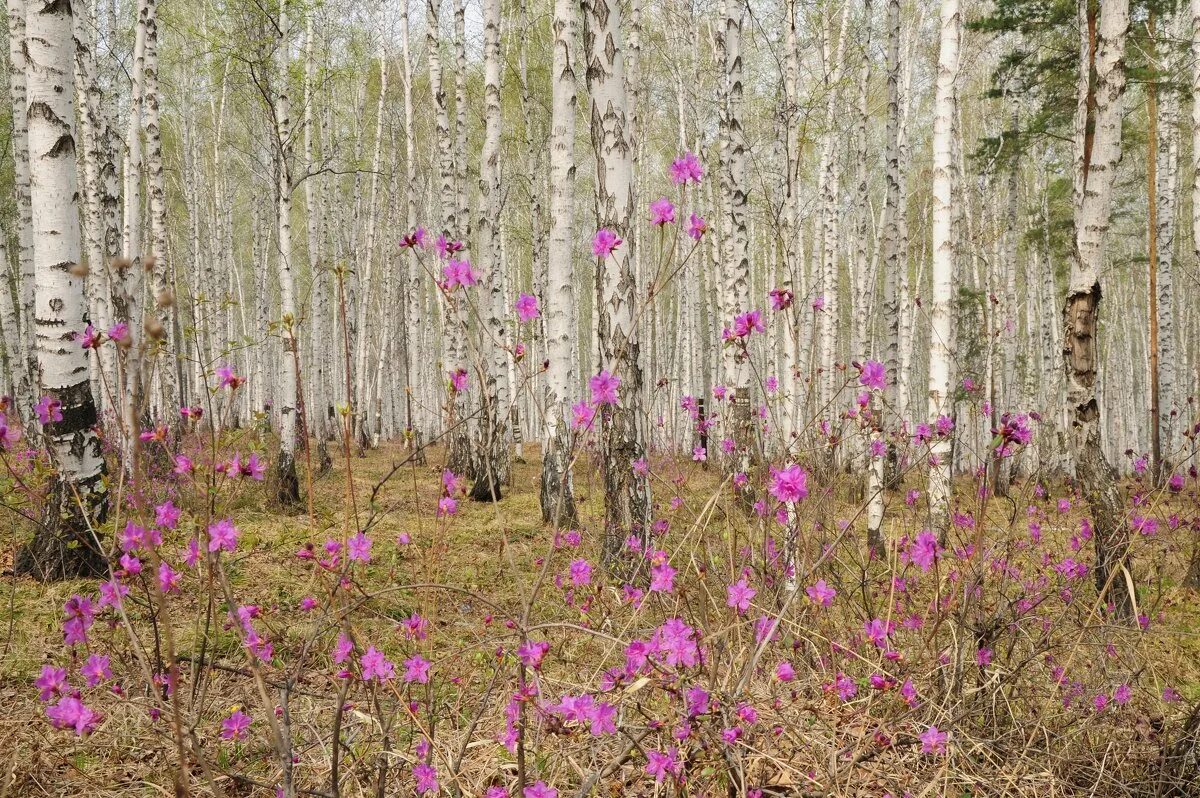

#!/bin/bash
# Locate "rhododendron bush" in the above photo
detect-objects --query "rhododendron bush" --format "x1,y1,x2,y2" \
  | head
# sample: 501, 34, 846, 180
5, 340, 1200, 796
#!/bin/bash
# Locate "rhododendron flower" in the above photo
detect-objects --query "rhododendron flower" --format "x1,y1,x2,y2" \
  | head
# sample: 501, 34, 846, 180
207, 519, 239, 553
645, 747, 681, 782
35, 395, 62, 425
919, 725, 948, 755
653, 618, 699, 668
669, 151, 703, 184
107, 321, 131, 344
158, 561, 181, 594
400, 228, 427, 248
515, 293, 540, 322
524, 782, 557, 798
726, 578, 756, 614
174, 454, 194, 475
806, 579, 836, 607
77, 324, 101, 349
859, 360, 886, 391
361, 646, 396, 682
404, 655, 432, 684
592, 228, 621, 257
81, 654, 112, 687
589, 370, 620, 405
812, 294, 825, 311
435, 234, 464, 258
571, 401, 596, 429
448, 368, 468, 394
347, 531, 373, 562
776, 661, 796, 681
46, 695, 101, 736
649, 561, 676, 592
221, 709, 251, 741
649, 196, 677, 226
215, 364, 243, 389
437, 496, 458, 517
769, 464, 808, 503
732, 310, 765, 338
413, 763, 439, 794
769, 288, 794, 310
569, 558, 592, 587
35, 665, 67, 701
442, 258, 477, 290
692, 446, 706, 462
517, 640, 550, 669
155, 500, 180, 529
834, 672, 857, 701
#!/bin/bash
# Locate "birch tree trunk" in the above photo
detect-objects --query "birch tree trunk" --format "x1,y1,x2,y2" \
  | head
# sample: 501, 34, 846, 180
7, 0, 35, 418
15, 0, 108, 580
721, 0, 754, 483
141, 0, 179, 417
540, 0, 579, 525
1065, 0, 1132, 616
927, 0, 959, 537
583, 0, 651, 570
273, 0, 301, 506
470, 0, 509, 501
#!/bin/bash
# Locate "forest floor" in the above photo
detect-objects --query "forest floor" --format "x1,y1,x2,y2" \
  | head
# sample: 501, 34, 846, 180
3, 441, 1200, 796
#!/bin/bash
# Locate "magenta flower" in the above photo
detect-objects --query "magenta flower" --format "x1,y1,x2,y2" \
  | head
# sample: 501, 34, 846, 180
413, 763, 439, 794
515, 293, 540, 323
769, 464, 808, 503
524, 782, 557, 798
107, 321, 131, 344
592, 228, 621, 257
569, 558, 592, 587
158, 561, 181, 594
732, 310, 765, 338
347, 531, 373, 562
571, 401, 596, 430
35, 665, 67, 701
589, 370, 620, 405
669, 151, 704, 185
215, 364, 243, 389
687, 212, 707, 239
81, 654, 112, 687
769, 288, 794, 310
207, 519, 239, 553
649, 197, 677, 226
726, 578, 756, 614
805, 579, 836, 607
46, 695, 101, 736
449, 368, 469, 394
221, 709, 252, 741
437, 496, 458, 517
919, 725, 948, 755
77, 324, 101, 349
859, 360, 886, 391
361, 646, 396, 682
403, 655, 431, 684
442, 258, 477, 290
35, 395, 63, 425
645, 746, 681, 782
517, 639, 550, 670
400, 228, 427, 248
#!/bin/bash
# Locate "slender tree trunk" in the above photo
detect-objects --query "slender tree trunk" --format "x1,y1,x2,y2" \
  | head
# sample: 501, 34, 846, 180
470, 0, 509, 502
15, 0, 108, 580
7, 0, 35, 420
927, 0, 960, 537
583, 0, 651, 571
540, 0, 579, 525
1065, 0, 1132, 616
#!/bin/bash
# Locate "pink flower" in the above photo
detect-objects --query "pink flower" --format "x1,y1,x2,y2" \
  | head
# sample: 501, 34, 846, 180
732, 310, 765, 338
692, 446, 707, 462
645, 746, 681, 782
46, 695, 101, 736
649, 561, 676, 593
589, 370, 620, 405
403, 655, 431, 684
35, 395, 63, 425
592, 229, 621, 257
449, 368, 469, 394
517, 640, 550, 669
919, 725, 948, 755
769, 288, 794, 310
361, 646, 396, 682
400, 228, 427, 248
806, 579, 836, 607
348, 532, 373, 562
76, 324, 101, 349
726, 578, 756, 614
81, 654, 112, 687
35, 665, 67, 701
569, 558, 592, 587
571, 401, 596, 429
207, 519, 239, 553
669, 151, 704, 184
215, 364, 243, 389
515, 293, 540, 323
859, 360, 886, 391
442, 258, 477, 289
158, 561, 181, 594
769, 464, 808, 503
687, 212, 707, 239
437, 497, 458, 517
107, 321, 131, 344
524, 782, 557, 798
221, 709, 252, 741
649, 197, 676, 226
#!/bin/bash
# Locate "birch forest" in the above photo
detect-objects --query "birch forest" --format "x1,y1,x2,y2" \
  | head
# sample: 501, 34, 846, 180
5, 0, 1200, 793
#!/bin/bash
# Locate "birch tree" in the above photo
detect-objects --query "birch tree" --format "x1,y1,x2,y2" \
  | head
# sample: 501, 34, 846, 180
927, 0, 960, 536
583, 0, 651, 569
539, 0, 579, 525
1064, 0, 1132, 616
14, 0, 108, 580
